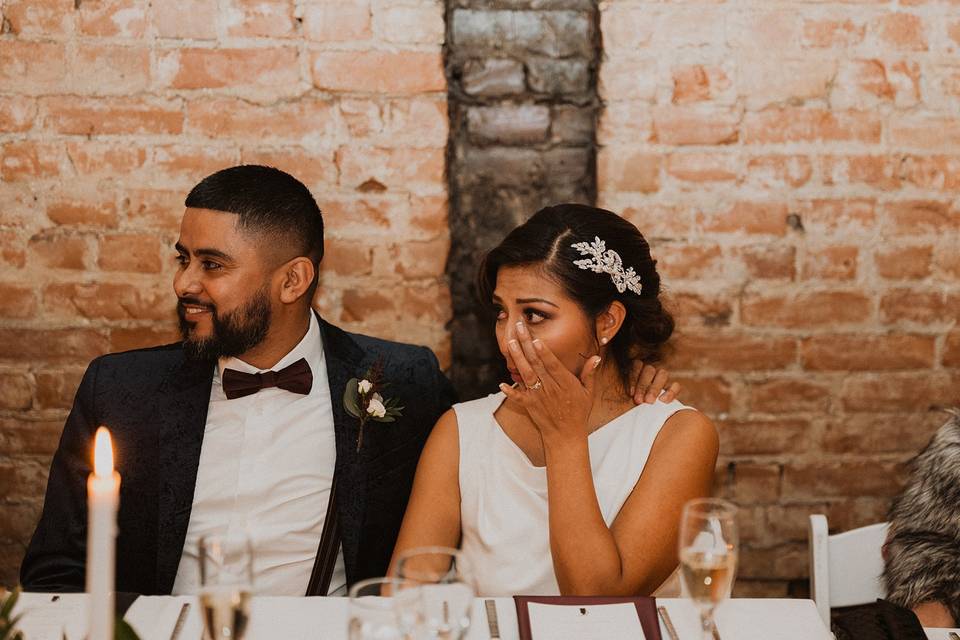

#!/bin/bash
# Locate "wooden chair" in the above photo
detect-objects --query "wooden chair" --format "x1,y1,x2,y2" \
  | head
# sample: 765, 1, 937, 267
808, 514, 889, 626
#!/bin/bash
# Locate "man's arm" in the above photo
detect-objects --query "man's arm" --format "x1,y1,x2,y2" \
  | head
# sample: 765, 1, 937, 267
20, 359, 101, 592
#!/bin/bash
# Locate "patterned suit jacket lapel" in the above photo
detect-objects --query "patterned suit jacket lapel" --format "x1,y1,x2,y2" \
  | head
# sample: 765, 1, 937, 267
154, 353, 214, 594
317, 314, 368, 584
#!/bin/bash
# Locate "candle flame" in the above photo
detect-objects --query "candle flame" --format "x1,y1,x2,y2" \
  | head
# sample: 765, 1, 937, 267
93, 427, 113, 477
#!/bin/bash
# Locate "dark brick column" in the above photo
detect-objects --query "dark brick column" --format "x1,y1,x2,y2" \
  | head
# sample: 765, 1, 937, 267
444, 0, 600, 399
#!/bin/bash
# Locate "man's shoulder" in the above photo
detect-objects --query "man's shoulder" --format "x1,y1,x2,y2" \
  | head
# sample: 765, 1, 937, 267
347, 331, 433, 362
93, 342, 186, 367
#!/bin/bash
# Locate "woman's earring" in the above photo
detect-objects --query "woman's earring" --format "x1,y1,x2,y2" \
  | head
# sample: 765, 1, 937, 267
600, 336, 609, 345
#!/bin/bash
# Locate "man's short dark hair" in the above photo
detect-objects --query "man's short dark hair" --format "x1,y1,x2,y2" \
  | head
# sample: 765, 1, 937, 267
185, 165, 324, 267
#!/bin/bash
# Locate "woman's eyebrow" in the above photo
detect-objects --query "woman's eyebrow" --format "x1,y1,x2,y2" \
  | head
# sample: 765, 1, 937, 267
516, 298, 559, 308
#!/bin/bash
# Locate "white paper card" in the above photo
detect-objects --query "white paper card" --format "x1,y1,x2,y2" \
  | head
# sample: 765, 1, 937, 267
527, 602, 645, 640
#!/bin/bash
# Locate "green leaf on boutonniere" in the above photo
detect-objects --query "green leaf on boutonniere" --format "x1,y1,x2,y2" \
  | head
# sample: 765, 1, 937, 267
343, 377, 361, 419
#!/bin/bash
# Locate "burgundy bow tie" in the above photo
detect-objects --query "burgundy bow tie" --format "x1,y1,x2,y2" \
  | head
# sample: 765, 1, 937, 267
221, 357, 313, 400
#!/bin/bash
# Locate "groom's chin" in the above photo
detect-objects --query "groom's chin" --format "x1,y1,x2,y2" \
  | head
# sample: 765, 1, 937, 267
183, 336, 219, 362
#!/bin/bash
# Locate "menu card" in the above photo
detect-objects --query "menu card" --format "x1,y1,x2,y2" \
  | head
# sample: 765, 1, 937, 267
514, 595, 661, 640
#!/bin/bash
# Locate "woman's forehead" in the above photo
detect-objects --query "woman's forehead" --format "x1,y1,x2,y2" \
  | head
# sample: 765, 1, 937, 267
495, 265, 566, 298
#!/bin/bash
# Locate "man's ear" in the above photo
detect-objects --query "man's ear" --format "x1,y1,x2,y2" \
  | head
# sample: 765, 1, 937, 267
277, 257, 316, 304
595, 300, 627, 344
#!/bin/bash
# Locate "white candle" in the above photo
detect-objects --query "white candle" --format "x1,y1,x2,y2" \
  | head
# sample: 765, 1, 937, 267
87, 427, 120, 640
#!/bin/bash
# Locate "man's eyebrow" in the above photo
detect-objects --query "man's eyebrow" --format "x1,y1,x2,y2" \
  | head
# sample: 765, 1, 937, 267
516, 298, 559, 308
173, 243, 234, 262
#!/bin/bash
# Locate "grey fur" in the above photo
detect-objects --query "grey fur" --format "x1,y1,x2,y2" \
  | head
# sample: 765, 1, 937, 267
884, 409, 960, 624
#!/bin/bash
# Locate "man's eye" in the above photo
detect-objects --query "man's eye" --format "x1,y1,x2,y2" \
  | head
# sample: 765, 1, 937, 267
174, 254, 187, 265
202, 260, 222, 270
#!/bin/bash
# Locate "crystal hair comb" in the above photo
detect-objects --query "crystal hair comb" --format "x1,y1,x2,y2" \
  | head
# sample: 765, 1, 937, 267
570, 236, 643, 296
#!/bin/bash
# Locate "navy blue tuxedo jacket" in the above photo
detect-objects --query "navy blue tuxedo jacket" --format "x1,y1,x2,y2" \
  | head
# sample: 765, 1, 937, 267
20, 316, 456, 594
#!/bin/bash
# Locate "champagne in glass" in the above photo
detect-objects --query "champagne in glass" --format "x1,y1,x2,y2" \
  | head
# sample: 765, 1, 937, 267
394, 546, 474, 640
678, 498, 738, 639
198, 535, 253, 640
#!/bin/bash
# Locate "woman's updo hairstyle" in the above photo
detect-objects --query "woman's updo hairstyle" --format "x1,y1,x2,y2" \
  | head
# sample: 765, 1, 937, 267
478, 203, 674, 391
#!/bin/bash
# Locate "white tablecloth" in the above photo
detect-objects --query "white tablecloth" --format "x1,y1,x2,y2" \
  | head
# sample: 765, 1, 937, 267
15, 592, 930, 640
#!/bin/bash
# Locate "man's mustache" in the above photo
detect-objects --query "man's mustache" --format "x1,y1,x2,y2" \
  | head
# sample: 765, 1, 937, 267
177, 297, 215, 312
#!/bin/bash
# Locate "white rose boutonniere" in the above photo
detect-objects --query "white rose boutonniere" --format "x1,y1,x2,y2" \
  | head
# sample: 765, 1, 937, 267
343, 358, 403, 452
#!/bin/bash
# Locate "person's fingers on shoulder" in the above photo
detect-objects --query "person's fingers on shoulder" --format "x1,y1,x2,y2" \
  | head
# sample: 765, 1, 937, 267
645, 368, 670, 404
661, 381, 682, 403
631, 363, 657, 403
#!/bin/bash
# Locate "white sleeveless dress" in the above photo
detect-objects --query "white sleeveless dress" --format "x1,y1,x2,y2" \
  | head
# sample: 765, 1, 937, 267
455, 392, 694, 596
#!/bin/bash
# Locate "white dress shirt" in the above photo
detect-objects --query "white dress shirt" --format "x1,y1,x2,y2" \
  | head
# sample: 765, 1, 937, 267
172, 313, 346, 596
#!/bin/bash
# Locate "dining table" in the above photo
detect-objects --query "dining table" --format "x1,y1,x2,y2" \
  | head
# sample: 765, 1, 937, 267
11, 592, 960, 639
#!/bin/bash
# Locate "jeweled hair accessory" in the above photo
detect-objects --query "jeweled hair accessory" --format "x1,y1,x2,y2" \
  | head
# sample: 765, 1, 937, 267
570, 236, 643, 295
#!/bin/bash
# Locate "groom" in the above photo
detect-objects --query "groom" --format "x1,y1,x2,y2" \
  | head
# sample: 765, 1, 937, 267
21, 165, 677, 596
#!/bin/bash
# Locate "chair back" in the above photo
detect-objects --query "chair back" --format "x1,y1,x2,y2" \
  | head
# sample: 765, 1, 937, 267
808, 514, 889, 626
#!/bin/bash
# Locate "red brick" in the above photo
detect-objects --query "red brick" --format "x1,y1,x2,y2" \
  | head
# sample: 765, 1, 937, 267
391, 237, 450, 279
186, 98, 336, 142
619, 204, 692, 238
743, 108, 881, 144
44, 282, 171, 321
671, 64, 732, 104
875, 245, 934, 279
311, 51, 445, 94
901, 156, 960, 192
374, 5, 443, 45
655, 244, 723, 280
670, 333, 797, 371
822, 411, 946, 455
740, 57, 836, 108
71, 45, 150, 95
872, 12, 928, 51
841, 372, 959, 412
0, 232, 27, 269
0, 328, 109, 362
47, 199, 119, 228
0, 41, 67, 94
801, 334, 936, 371
0, 460, 50, 502
0, 283, 38, 319
719, 419, 811, 455
783, 461, 906, 500
832, 59, 920, 108
79, 0, 147, 37
597, 151, 661, 194
0, 142, 62, 181
652, 106, 738, 145
670, 376, 732, 415
738, 244, 796, 280
34, 368, 85, 410
383, 98, 448, 147
802, 18, 865, 48
109, 325, 180, 353
821, 155, 901, 190
731, 463, 781, 504
667, 153, 738, 182
741, 291, 872, 328
950, 20, 960, 48
400, 283, 452, 324
670, 292, 734, 328
66, 141, 148, 176
738, 544, 808, 581
889, 116, 960, 151
0, 418, 63, 456
225, 0, 296, 38
335, 146, 445, 191
698, 201, 788, 236
795, 199, 876, 236
42, 96, 183, 136
3, 0, 72, 36
320, 239, 374, 277
802, 246, 858, 281
150, 145, 238, 183
97, 234, 163, 273
241, 146, 337, 188
935, 244, 960, 279
322, 195, 400, 238
748, 379, 831, 413
880, 289, 960, 324
124, 189, 186, 232
164, 48, 300, 91
881, 200, 959, 235
303, 1, 372, 42
0, 96, 36, 133
945, 331, 960, 367
28, 233, 89, 270
744, 155, 812, 189
152, 0, 217, 39
340, 288, 397, 323
0, 373, 33, 410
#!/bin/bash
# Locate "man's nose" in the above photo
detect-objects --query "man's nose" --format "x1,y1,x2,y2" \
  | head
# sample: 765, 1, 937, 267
174, 263, 203, 296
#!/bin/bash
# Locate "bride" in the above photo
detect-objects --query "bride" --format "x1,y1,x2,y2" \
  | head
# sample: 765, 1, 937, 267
390, 204, 718, 596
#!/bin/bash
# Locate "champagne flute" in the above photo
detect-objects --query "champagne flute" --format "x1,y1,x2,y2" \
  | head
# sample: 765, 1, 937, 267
678, 498, 738, 639
198, 535, 253, 640
394, 546, 474, 640
348, 577, 411, 640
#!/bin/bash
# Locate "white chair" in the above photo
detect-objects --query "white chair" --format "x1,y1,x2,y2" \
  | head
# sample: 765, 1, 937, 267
808, 514, 890, 626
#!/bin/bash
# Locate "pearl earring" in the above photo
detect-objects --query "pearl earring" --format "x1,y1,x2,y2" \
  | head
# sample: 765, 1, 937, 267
600, 337, 609, 345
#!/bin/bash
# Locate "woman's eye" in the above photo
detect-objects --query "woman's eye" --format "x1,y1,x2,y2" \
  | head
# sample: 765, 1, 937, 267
525, 310, 547, 323
494, 308, 506, 321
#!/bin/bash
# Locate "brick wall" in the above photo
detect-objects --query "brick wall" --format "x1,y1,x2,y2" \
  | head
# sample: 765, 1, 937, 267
598, 0, 960, 596
0, 0, 449, 586
444, 0, 600, 398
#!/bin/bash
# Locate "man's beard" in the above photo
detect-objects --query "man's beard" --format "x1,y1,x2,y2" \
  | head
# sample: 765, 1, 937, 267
177, 286, 272, 362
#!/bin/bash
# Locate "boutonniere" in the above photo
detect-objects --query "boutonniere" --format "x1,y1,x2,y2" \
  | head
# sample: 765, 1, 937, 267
343, 358, 403, 453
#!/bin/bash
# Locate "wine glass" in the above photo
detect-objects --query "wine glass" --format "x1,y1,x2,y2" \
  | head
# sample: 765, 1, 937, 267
198, 535, 253, 640
678, 498, 738, 639
394, 546, 474, 640
348, 577, 412, 640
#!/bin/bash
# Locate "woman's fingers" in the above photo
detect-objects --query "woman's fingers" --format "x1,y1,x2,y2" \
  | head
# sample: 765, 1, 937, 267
631, 363, 658, 401
507, 338, 539, 388
514, 322, 552, 388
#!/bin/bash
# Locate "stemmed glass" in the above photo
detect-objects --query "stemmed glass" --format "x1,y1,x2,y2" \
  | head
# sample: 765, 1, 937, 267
394, 546, 474, 640
198, 535, 253, 640
678, 498, 738, 639
348, 577, 413, 640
